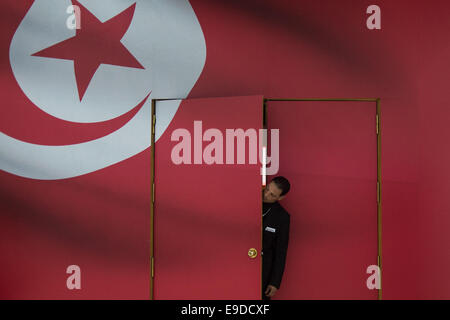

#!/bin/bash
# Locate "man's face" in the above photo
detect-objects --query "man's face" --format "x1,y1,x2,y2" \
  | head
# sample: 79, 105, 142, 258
263, 181, 285, 203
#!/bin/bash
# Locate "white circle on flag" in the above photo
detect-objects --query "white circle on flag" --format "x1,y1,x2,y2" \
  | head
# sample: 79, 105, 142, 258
2, 0, 206, 179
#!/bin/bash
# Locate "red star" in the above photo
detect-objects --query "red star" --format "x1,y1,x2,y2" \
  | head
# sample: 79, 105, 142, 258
32, 0, 144, 101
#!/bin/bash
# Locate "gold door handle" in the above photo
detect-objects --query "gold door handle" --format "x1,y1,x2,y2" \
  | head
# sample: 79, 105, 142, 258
248, 248, 258, 258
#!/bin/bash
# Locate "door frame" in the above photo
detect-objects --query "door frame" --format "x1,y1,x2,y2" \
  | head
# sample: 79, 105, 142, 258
264, 98, 382, 300
149, 97, 382, 300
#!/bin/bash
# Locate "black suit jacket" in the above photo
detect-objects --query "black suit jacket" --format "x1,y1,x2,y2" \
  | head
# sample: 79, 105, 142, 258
262, 201, 290, 289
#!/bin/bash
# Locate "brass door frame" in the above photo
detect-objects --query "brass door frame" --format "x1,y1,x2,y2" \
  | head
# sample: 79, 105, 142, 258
150, 99, 156, 300
150, 98, 184, 299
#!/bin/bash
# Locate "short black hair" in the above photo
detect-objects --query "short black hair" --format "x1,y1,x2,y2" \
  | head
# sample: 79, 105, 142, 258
271, 176, 290, 196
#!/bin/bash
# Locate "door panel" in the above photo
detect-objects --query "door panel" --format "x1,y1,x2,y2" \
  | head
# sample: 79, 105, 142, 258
266, 100, 378, 299
154, 96, 263, 299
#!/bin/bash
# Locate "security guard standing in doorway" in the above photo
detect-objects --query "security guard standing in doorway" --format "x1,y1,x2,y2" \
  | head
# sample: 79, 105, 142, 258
262, 176, 291, 300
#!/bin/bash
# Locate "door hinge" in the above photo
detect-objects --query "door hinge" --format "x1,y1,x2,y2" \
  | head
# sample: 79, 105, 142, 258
152, 116, 156, 134
377, 181, 380, 203
376, 114, 379, 135
151, 256, 154, 278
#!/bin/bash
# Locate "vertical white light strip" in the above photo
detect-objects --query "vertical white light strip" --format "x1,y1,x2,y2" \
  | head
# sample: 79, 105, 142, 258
262, 146, 267, 186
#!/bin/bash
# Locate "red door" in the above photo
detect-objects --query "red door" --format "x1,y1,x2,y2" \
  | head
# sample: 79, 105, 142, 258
266, 100, 379, 299
153, 96, 263, 299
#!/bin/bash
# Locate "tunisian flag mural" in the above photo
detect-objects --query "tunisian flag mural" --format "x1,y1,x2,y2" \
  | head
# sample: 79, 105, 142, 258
1, 0, 450, 299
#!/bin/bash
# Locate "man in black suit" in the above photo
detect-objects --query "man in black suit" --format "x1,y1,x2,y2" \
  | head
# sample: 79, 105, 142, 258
262, 176, 291, 300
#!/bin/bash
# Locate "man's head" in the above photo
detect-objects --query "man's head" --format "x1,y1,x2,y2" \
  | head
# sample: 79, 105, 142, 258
263, 176, 291, 203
